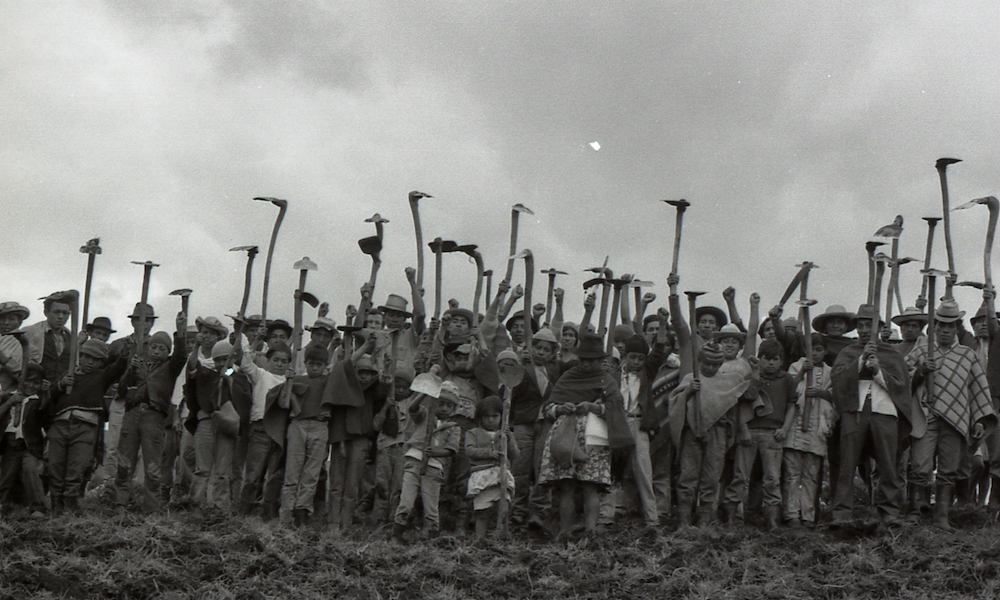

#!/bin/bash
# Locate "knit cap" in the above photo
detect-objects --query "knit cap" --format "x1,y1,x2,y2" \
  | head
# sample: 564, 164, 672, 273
394, 366, 415, 384
533, 327, 559, 345
613, 324, 635, 342
624, 334, 649, 356
211, 340, 233, 360
438, 381, 460, 404
497, 349, 519, 364
148, 331, 172, 352
80, 339, 109, 360
699, 342, 725, 366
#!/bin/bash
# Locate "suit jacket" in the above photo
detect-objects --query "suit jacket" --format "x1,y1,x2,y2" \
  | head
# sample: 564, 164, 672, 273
510, 360, 572, 426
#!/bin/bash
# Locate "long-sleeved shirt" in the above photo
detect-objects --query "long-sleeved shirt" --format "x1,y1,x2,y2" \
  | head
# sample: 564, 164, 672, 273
239, 335, 286, 422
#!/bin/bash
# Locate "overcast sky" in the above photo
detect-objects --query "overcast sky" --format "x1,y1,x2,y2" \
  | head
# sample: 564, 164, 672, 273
3, 1, 998, 338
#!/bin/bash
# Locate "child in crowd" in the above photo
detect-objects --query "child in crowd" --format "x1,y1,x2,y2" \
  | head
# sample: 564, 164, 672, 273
465, 396, 519, 541
281, 344, 335, 526
371, 367, 416, 523
782, 334, 836, 528
392, 382, 462, 542
723, 340, 796, 530
0, 362, 49, 516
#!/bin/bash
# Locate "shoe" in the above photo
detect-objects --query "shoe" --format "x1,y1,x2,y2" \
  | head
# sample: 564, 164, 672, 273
425, 527, 440, 540
391, 523, 407, 544
787, 516, 802, 529
51, 496, 64, 518
695, 508, 716, 528
934, 484, 954, 532
527, 514, 547, 531
762, 505, 779, 532
63, 496, 80, 515
292, 508, 307, 527
721, 502, 739, 525
676, 505, 692, 533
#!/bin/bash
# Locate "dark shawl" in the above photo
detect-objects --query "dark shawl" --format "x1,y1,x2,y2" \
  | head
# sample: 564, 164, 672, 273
543, 367, 634, 449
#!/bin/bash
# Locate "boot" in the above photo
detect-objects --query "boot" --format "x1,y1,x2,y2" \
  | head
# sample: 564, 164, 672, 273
934, 485, 954, 532
391, 522, 407, 544
455, 511, 470, 537
63, 496, 80, 515
695, 507, 716, 528
676, 504, 692, 533
721, 502, 739, 526
261, 501, 279, 522
292, 508, 306, 527
762, 505, 779, 532
50, 496, 64, 518
906, 485, 924, 524
989, 476, 1000, 514
955, 479, 971, 506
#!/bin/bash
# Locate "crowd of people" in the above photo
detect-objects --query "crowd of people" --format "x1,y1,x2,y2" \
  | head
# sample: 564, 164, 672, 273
0, 246, 998, 544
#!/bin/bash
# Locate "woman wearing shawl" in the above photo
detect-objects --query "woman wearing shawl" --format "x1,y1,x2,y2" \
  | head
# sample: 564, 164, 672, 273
537, 333, 633, 539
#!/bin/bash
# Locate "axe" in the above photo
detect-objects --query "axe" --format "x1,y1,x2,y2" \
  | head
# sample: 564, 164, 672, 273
292, 257, 318, 347
130, 260, 160, 349
361, 213, 389, 292
252, 196, 288, 323
408, 190, 432, 293
229, 246, 259, 341
935, 158, 961, 299
169, 289, 192, 315
501, 204, 534, 285
953, 196, 999, 293
917, 217, 941, 309
865, 241, 886, 305
79, 238, 101, 328
662, 199, 690, 277
540, 268, 567, 325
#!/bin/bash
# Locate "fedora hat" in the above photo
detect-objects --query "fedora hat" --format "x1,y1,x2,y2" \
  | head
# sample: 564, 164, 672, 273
575, 332, 608, 359
196, 316, 229, 338
812, 304, 857, 333
934, 300, 965, 324
891, 307, 928, 327
85, 316, 116, 334
266, 319, 293, 336
854, 304, 885, 328
444, 308, 476, 327
695, 306, 728, 329
128, 302, 157, 319
378, 294, 412, 317
306, 317, 336, 332
505, 310, 539, 334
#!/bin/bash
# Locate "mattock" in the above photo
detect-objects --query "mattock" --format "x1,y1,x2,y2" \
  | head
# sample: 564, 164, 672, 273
540, 268, 568, 325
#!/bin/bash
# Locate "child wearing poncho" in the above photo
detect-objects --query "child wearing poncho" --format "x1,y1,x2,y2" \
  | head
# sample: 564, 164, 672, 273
465, 396, 519, 540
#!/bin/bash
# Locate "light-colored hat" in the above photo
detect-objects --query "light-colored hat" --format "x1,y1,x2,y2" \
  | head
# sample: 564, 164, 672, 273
497, 349, 519, 363
891, 307, 928, 326
306, 317, 336, 332
713, 323, 746, 342
438, 381, 460, 403
812, 304, 857, 333
196, 316, 229, 338
210, 340, 233, 360
934, 300, 965, 324
79, 339, 109, 360
355, 354, 378, 372
699, 342, 725, 365
533, 327, 559, 345
0, 302, 30, 321
854, 304, 885, 327
378, 294, 412, 317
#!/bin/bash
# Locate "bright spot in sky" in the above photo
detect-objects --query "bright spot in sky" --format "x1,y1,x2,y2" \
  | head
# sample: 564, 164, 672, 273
589, 141, 601, 151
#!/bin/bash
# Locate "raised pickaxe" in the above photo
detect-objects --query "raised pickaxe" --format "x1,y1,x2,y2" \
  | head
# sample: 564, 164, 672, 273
875, 216, 904, 328
585, 258, 613, 337
169, 288, 193, 315
957, 281, 987, 290
501, 203, 534, 286
229, 245, 259, 341
408, 190, 432, 293
777, 261, 815, 311
540, 268, 567, 325
865, 241, 886, 304
511, 249, 535, 348
63, 290, 81, 393
605, 275, 632, 355
892, 257, 919, 314
630, 279, 655, 330
130, 260, 160, 348
79, 238, 101, 328
872, 252, 891, 339
484, 270, 494, 304
953, 196, 999, 293
428, 238, 448, 321
798, 296, 819, 432
922, 268, 950, 414
280, 256, 318, 408
361, 213, 390, 291
252, 197, 288, 323
456, 244, 485, 319
936, 158, 961, 298
663, 199, 690, 277
917, 217, 941, 309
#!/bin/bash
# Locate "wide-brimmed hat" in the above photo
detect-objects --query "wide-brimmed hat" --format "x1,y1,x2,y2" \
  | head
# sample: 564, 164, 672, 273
695, 306, 728, 329
505, 310, 539, 334
196, 316, 229, 338
128, 302, 156, 319
891, 307, 928, 326
575, 332, 608, 359
245, 314, 263, 327
0, 302, 29, 321
812, 304, 857, 333
444, 308, 475, 327
934, 300, 965, 324
714, 323, 746, 342
854, 304, 885, 328
969, 306, 1000, 324
306, 317, 336, 333
85, 316, 116, 334
79, 339, 109, 360
378, 294, 412, 317
266, 319, 293, 336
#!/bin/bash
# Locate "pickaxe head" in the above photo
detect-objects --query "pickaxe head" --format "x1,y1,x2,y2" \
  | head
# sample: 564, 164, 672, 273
409, 190, 432, 200
230, 245, 259, 256
300, 291, 320, 308
953, 196, 1000, 211
169, 288, 193, 299
795, 261, 817, 270
663, 199, 690, 210
79, 238, 101, 255
895, 257, 920, 266
483, 269, 493, 277
541, 268, 568, 277
865, 241, 886, 254
428, 238, 444, 253
609, 277, 632, 289
365, 213, 390, 224
921, 268, 951, 278
629, 280, 655, 288
130, 261, 161, 268
253, 197, 288, 209
583, 278, 604, 290
796, 299, 819, 307
683, 290, 707, 300
957, 281, 987, 290
508, 249, 533, 260
456, 244, 479, 257
936, 158, 962, 170
922, 217, 942, 225
358, 236, 382, 256
873, 215, 904, 239
873, 252, 892, 263
294, 257, 318, 272
441, 241, 462, 253
512, 203, 534, 215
